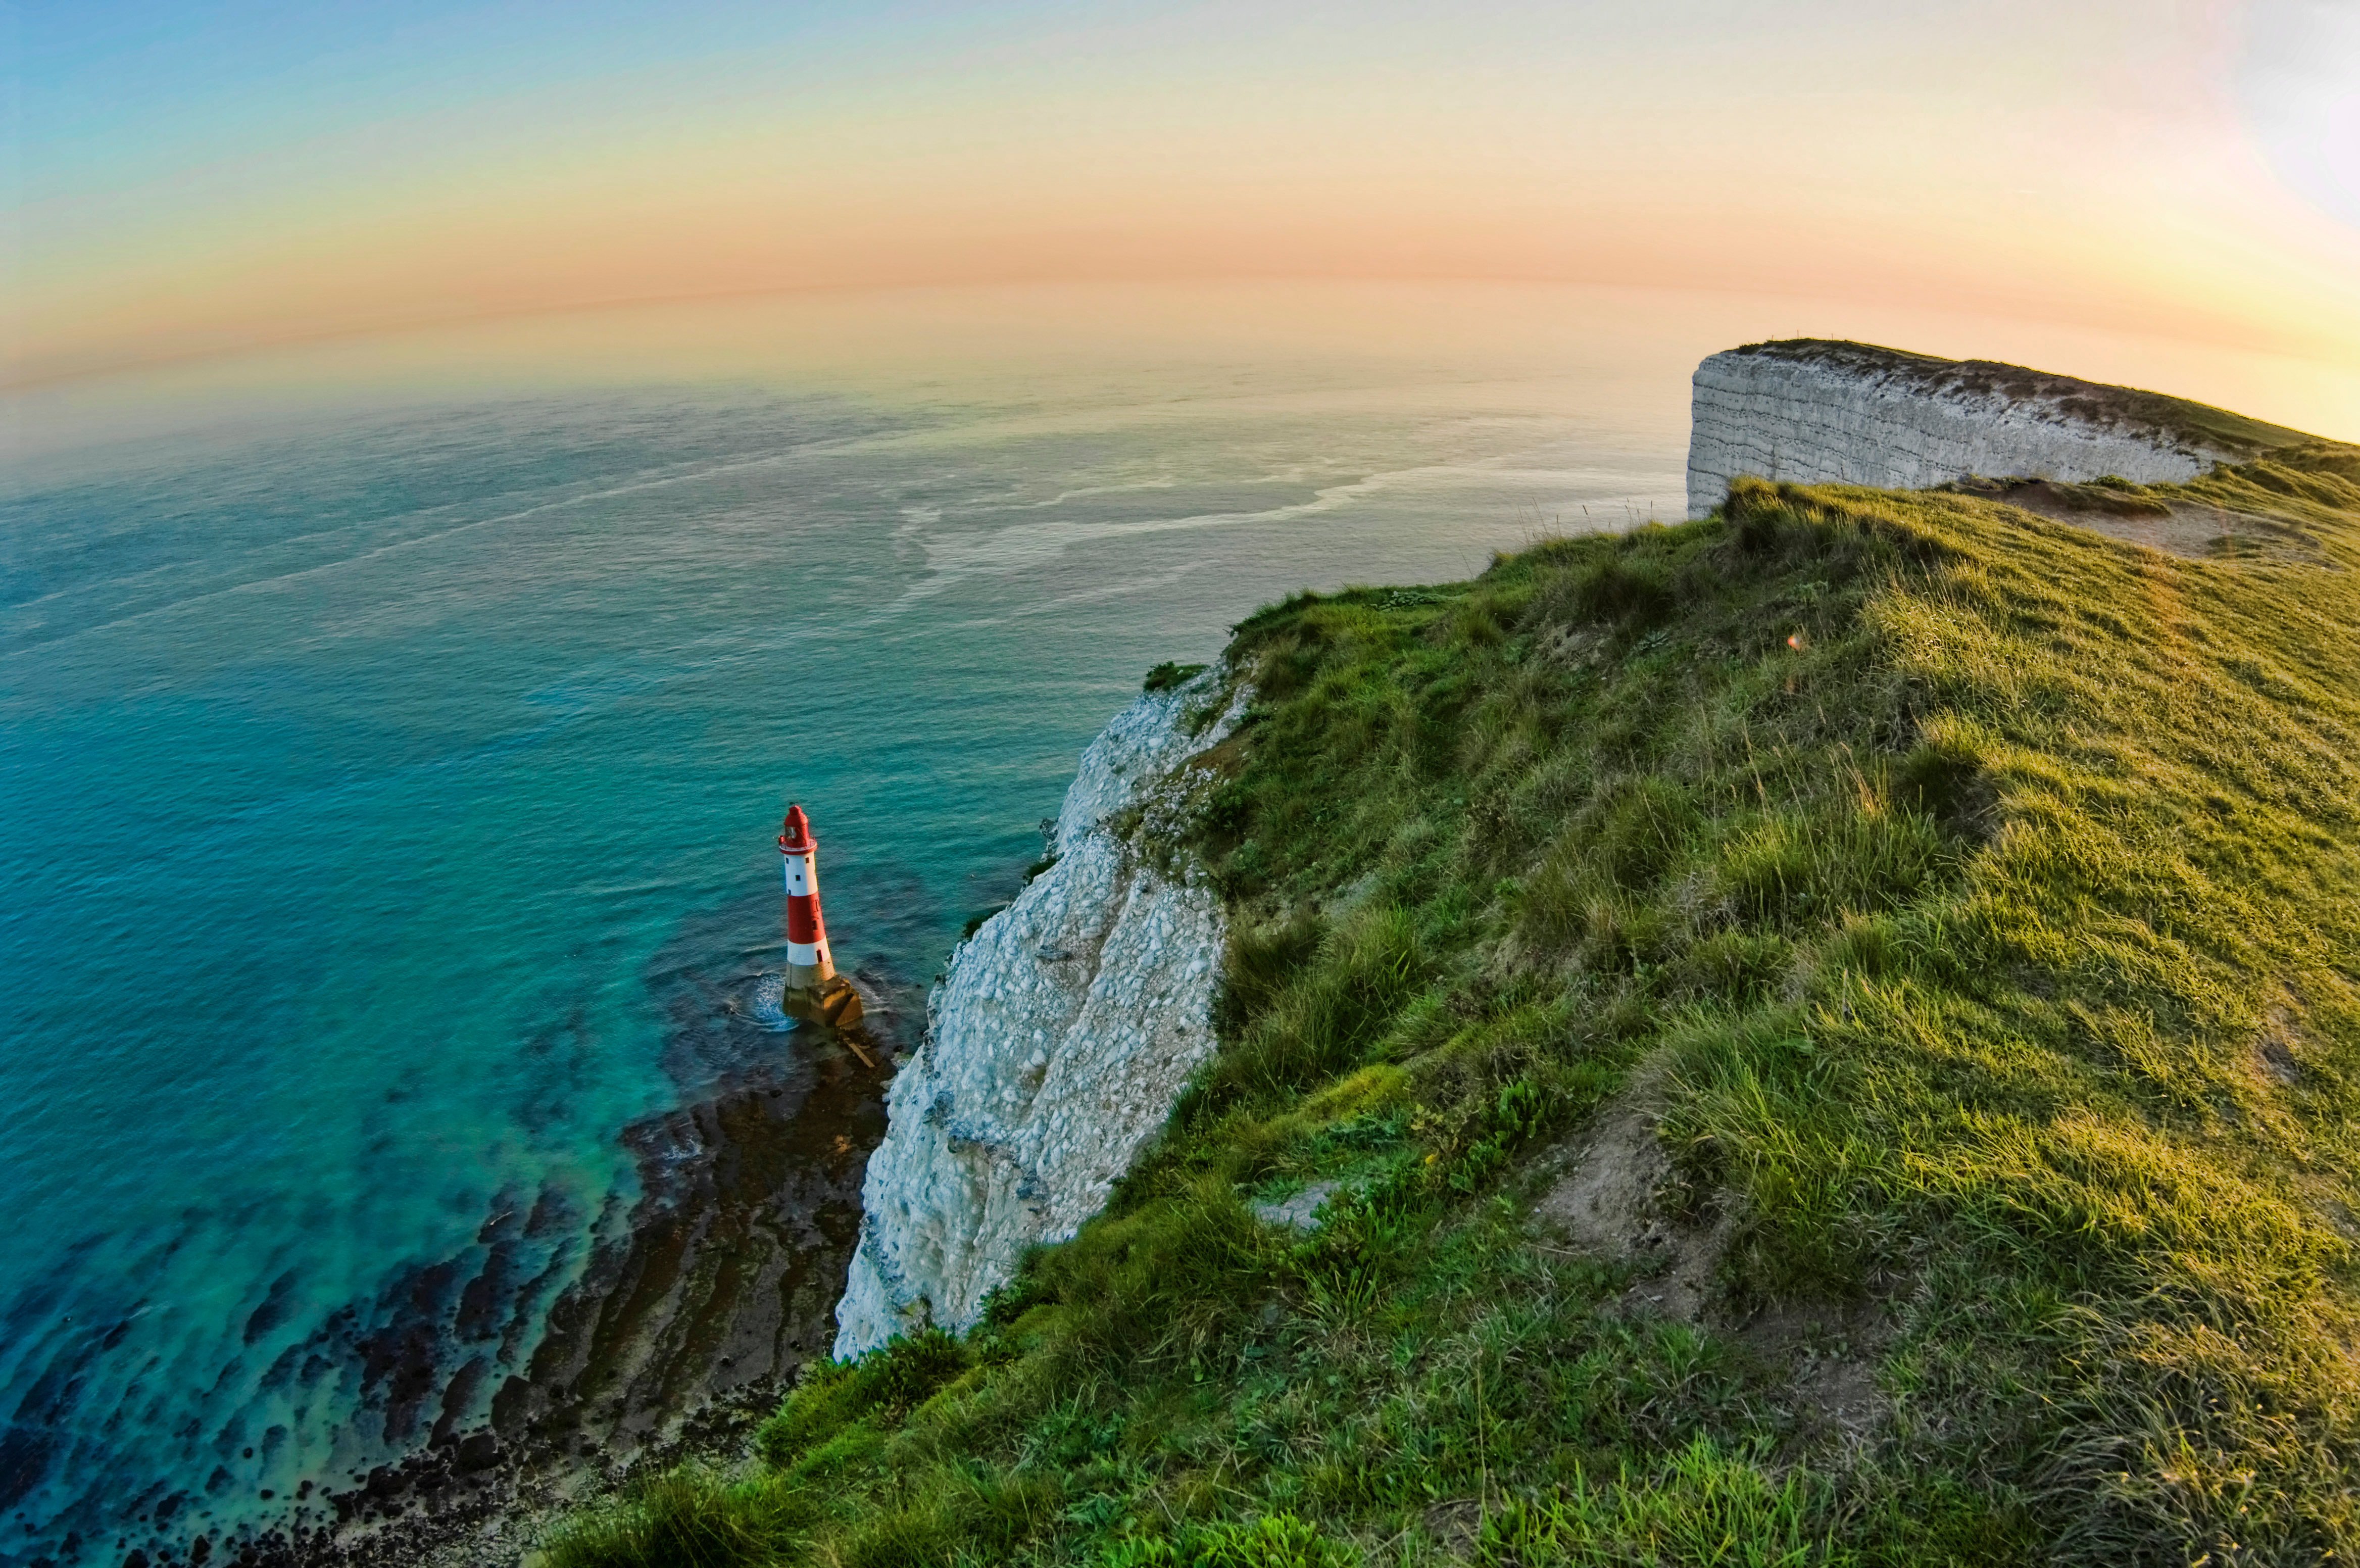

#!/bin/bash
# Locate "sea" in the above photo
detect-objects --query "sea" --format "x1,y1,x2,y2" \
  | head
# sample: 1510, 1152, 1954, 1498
3, 281, 2335, 1563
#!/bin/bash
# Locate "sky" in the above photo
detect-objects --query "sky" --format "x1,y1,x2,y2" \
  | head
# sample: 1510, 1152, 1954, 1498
6, 0, 2359, 396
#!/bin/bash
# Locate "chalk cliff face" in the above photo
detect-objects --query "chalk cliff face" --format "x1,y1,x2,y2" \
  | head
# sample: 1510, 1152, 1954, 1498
832, 671, 1242, 1357
1685, 339, 2288, 519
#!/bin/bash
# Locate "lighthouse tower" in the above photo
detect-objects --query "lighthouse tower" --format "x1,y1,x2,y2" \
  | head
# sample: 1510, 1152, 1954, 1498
778, 804, 835, 988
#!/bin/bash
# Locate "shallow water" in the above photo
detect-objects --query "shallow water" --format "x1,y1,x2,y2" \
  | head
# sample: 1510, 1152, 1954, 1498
0, 287, 1690, 1560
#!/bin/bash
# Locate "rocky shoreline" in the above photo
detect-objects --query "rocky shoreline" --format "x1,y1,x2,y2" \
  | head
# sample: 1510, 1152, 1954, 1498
102, 960, 911, 1568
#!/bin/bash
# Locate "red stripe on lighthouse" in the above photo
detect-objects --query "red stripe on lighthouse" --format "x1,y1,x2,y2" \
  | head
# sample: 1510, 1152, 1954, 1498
786, 897, 820, 944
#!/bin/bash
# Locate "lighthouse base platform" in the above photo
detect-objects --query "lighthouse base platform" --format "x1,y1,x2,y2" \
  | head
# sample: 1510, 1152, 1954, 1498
780, 970, 866, 1032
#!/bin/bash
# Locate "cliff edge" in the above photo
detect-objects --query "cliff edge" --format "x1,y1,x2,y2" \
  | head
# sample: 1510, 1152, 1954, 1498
832, 670, 1243, 1355
1686, 337, 2318, 518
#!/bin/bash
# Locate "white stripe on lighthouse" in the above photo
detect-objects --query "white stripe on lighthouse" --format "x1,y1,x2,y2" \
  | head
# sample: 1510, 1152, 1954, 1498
786, 851, 828, 965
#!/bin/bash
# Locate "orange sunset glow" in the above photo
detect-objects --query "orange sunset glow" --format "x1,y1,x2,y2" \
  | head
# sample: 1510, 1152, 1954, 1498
13, 0, 2359, 416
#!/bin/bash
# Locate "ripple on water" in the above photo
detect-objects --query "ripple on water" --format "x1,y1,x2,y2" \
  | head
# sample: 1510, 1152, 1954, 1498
742, 971, 801, 1033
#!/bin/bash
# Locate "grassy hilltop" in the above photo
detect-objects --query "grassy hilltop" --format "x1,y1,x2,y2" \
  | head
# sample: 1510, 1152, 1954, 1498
553, 442, 2360, 1566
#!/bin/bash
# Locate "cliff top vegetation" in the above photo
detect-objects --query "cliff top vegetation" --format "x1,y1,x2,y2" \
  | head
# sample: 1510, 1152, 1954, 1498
550, 439, 2360, 1567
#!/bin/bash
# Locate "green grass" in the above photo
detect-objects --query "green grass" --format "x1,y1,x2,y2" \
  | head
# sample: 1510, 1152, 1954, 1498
1146, 661, 1212, 693
542, 444, 2360, 1566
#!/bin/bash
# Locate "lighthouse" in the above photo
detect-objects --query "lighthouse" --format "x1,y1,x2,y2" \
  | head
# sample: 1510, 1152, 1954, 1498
777, 804, 867, 1036
779, 803, 834, 986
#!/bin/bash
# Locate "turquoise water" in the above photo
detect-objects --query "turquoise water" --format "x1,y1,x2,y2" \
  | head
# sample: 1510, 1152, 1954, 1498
0, 306, 1685, 1560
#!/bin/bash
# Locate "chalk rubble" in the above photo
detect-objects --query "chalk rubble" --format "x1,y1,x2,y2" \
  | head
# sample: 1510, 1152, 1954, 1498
832, 670, 1243, 1357
1685, 341, 2254, 520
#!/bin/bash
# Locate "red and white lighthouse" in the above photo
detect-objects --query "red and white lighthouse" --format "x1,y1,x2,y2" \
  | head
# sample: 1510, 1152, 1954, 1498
778, 804, 835, 987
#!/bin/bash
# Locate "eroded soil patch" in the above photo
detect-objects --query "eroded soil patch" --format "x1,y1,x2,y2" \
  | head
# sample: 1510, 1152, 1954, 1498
1533, 1082, 1892, 1457
1964, 478, 2332, 565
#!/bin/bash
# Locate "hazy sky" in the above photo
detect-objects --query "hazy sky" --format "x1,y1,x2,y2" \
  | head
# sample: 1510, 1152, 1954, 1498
8, 0, 2358, 388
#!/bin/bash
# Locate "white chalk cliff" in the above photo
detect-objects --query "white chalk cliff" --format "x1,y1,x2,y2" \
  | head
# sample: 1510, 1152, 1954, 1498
833, 670, 1243, 1356
1686, 339, 2295, 519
